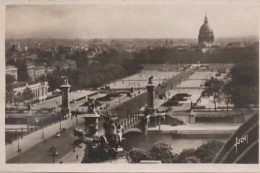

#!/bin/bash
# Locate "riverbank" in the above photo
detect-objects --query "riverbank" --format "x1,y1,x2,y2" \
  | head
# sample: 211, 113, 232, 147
148, 123, 241, 137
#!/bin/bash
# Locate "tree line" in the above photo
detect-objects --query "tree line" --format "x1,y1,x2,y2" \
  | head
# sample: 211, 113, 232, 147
47, 49, 142, 92
203, 62, 258, 112
127, 140, 224, 163
132, 45, 258, 64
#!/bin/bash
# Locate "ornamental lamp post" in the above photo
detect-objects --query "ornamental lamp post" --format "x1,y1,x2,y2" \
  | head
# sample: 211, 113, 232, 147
42, 126, 45, 139
59, 114, 62, 130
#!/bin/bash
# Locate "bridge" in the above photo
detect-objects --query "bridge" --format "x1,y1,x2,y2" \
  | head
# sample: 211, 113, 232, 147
102, 88, 132, 94
118, 115, 144, 135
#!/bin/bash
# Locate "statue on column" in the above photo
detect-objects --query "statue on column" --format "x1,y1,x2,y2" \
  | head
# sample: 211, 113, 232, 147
73, 113, 124, 163
87, 98, 95, 113
61, 75, 69, 85
148, 76, 154, 84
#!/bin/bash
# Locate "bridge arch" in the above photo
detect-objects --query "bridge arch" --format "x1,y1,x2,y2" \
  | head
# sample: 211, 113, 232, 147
122, 128, 142, 137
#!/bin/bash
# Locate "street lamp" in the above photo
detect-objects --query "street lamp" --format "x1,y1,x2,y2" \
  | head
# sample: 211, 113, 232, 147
21, 127, 23, 139
59, 114, 62, 130
15, 130, 21, 152
75, 110, 79, 125
17, 136, 21, 152
42, 126, 45, 139
51, 149, 58, 163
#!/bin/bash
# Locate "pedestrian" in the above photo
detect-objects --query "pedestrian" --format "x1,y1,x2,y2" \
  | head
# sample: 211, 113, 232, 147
76, 155, 79, 160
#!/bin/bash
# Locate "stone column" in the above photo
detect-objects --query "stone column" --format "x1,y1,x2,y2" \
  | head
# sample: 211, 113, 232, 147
60, 78, 71, 118
146, 84, 155, 111
141, 115, 149, 136
146, 77, 157, 127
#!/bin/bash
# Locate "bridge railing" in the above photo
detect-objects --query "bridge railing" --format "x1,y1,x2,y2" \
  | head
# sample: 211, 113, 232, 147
119, 115, 142, 133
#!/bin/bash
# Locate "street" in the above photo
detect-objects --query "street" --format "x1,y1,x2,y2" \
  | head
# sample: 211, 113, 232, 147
7, 119, 85, 163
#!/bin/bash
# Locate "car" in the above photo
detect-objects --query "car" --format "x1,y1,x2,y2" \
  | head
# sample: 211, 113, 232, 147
49, 146, 57, 152
49, 151, 59, 156
55, 133, 61, 137
61, 128, 66, 133
54, 151, 59, 156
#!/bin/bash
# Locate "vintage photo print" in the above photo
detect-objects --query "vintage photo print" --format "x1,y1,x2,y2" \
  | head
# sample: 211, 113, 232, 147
1, 0, 260, 172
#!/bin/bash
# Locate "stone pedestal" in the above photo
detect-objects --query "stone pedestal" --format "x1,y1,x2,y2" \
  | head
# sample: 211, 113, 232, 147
82, 113, 100, 136
149, 115, 158, 127
141, 115, 150, 136
189, 110, 195, 123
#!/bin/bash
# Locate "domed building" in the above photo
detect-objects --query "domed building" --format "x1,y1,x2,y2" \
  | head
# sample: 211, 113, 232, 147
198, 14, 214, 47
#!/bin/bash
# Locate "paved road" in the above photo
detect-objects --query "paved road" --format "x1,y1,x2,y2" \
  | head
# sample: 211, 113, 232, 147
7, 120, 85, 163
33, 90, 96, 110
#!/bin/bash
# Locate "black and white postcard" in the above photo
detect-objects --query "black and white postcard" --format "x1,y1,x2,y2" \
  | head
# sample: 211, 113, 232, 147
1, 0, 259, 172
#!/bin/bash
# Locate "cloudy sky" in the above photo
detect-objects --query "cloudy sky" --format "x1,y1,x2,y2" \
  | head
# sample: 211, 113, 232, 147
6, 2, 259, 39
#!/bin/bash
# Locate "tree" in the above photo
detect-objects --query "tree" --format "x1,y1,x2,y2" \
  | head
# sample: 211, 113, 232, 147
222, 82, 232, 111
182, 156, 200, 163
127, 148, 151, 163
194, 140, 224, 163
23, 88, 34, 103
178, 148, 197, 163
38, 75, 47, 82
6, 75, 15, 104
149, 142, 178, 163
203, 77, 223, 111
16, 59, 30, 82
47, 70, 63, 92
228, 63, 259, 109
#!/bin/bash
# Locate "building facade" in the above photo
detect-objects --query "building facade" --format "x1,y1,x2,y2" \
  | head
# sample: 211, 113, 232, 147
6, 65, 18, 80
35, 66, 46, 79
13, 81, 49, 102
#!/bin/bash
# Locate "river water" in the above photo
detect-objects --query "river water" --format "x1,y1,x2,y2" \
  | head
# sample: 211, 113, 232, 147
121, 133, 228, 154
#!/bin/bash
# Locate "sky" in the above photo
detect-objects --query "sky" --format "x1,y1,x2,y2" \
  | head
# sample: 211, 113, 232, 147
5, 2, 259, 39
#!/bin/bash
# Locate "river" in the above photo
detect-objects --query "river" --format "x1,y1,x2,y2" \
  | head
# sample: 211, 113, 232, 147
121, 133, 228, 154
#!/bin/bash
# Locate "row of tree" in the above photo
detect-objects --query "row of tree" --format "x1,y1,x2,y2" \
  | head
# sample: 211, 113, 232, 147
47, 49, 142, 92
127, 140, 224, 163
202, 62, 258, 111
132, 45, 258, 64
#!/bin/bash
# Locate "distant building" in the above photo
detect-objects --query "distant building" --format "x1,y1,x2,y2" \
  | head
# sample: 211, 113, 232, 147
198, 14, 214, 47
45, 67, 55, 75
53, 59, 77, 70
6, 65, 18, 80
35, 66, 46, 79
17, 58, 48, 82
25, 58, 36, 81
226, 42, 245, 48
12, 81, 49, 102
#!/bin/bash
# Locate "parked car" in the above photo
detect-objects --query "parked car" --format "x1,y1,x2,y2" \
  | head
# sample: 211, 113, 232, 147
49, 146, 57, 152
55, 133, 61, 137
61, 128, 66, 133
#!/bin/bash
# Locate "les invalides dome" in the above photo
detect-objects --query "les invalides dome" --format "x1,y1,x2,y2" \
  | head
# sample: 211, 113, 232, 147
198, 14, 214, 47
